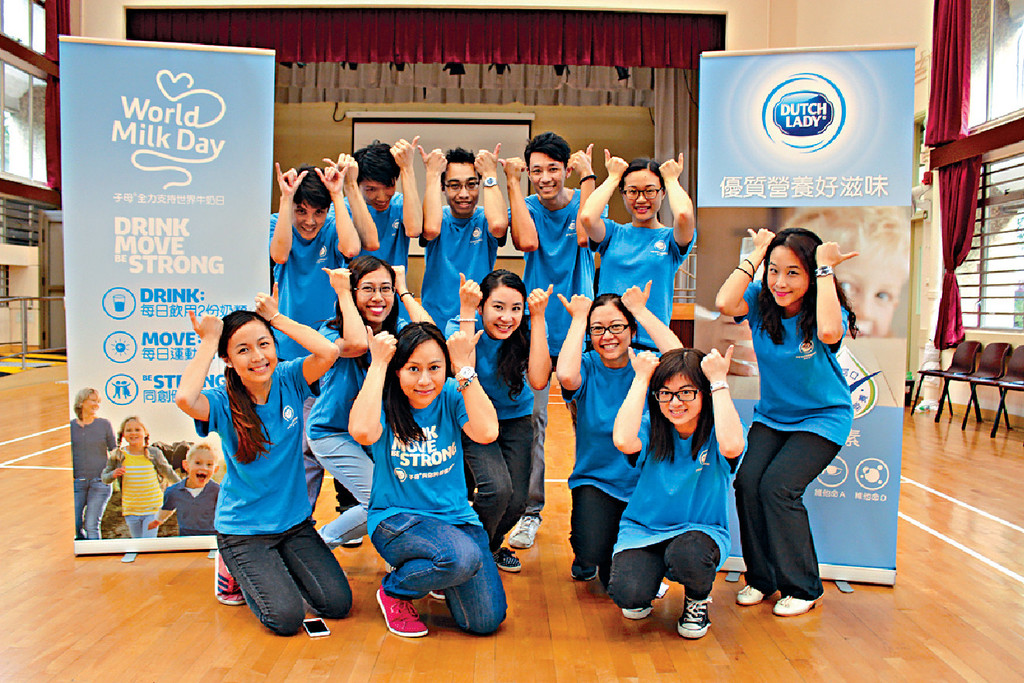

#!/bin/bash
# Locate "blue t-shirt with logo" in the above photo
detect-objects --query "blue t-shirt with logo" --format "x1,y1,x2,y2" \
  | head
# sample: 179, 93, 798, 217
595, 220, 693, 349
522, 191, 596, 355
269, 211, 346, 361
445, 315, 534, 420
739, 279, 853, 446
351, 192, 409, 269
305, 324, 368, 441
421, 206, 503, 326
196, 358, 313, 535
614, 416, 744, 568
561, 351, 640, 501
367, 379, 479, 535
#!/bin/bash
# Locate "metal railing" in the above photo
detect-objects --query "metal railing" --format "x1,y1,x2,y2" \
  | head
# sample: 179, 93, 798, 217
0, 296, 65, 371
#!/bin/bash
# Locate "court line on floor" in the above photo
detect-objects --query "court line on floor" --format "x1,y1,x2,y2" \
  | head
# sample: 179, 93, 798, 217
901, 476, 1024, 535
0, 425, 66, 448
2, 465, 71, 470
0, 442, 68, 467
898, 511, 1024, 587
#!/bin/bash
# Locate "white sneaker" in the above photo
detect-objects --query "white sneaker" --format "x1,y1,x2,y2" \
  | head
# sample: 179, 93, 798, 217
509, 515, 540, 549
772, 594, 822, 617
656, 582, 670, 599
621, 606, 653, 620
736, 585, 765, 606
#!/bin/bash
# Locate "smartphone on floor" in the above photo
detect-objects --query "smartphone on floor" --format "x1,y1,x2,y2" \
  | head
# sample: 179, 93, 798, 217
302, 617, 330, 638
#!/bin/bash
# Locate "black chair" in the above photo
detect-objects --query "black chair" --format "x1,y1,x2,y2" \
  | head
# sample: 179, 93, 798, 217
959, 342, 1011, 430
912, 340, 982, 420
969, 345, 1024, 438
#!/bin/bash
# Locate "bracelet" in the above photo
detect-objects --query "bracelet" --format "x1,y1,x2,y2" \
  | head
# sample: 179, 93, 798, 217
399, 291, 415, 300
268, 312, 281, 324
815, 265, 835, 278
456, 317, 477, 323
580, 174, 597, 183
735, 266, 754, 280
709, 380, 729, 393
743, 257, 757, 272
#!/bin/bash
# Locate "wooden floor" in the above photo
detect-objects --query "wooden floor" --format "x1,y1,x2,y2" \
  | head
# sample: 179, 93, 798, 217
2, 373, 1024, 682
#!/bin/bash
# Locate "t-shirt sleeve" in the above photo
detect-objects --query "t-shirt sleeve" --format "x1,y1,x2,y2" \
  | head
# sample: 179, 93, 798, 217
595, 218, 619, 255
161, 485, 177, 511
737, 279, 761, 324
280, 357, 314, 400
448, 380, 470, 430
196, 387, 228, 438
561, 351, 589, 403
674, 225, 696, 258
629, 413, 652, 467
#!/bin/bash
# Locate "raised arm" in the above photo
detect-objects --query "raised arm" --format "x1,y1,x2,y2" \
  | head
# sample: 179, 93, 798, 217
477, 145, 508, 239
420, 146, 446, 242
622, 281, 683, 352
700, 346, 745, 460
174, 311, 220, 421
715, 228, 774, 317
331, 152, 379, 251
394, 265, 434, 325
579, 149, 625, 244
448, 330, 498, 444
555, 293, 592, 392
613, 350, 659, 454
349, 329, 394, 445
660, 153, 696, 248
269, 163, 307, 264
324, 267, 369, 358
814, 242, 858, 345
569, 144, 597, 247
502, 156, 538, 252
317, 164, 361, 258
526, 285, 554, 390
255, 284, 340, 385
457, 273, 482, 340
392, 137, 423, 238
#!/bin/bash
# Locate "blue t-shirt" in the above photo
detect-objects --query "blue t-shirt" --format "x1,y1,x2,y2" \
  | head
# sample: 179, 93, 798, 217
421, 206, 503, 326
269, 211, 346, 361
351, 193, 409, 269
367, 379, 479, 535
561, 351, 640, 501
305, 324, 368, 441
445, 315, 534, 420
196, 358, 313, 535
161, 478, 219, 536
614, 416, 744, 568
740, 280, 853, 446
595, 220, 693, 349
523, 191, 596, 354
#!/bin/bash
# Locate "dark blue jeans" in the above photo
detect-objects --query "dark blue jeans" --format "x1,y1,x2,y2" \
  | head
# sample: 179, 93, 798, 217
217, 518, 351, 636
371, 512, 507, 635
463, 415, 533, 551
608, 531, 721, 608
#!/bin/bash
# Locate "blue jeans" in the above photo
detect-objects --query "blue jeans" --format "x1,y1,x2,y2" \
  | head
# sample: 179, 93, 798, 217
463, 415, 533, 551
73, 477, 111, 540
308, 432, 373, 546
125, 513, 158, 538
217, 518, 352, 636
371, 513, 506, 635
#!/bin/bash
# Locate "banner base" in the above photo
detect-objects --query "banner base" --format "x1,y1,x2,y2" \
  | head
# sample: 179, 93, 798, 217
722, 557, 896, 587
74, 536, 217, 556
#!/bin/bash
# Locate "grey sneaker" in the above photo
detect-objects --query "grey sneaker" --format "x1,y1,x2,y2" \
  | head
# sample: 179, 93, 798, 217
509, 515, 540, 549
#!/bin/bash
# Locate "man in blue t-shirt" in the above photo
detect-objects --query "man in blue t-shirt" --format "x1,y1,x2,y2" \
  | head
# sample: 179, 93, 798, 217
419, 145, 508, 326
502, 131, 598, 548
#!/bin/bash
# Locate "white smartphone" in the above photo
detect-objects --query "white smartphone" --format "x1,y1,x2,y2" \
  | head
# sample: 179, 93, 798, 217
302, 617, 330, 638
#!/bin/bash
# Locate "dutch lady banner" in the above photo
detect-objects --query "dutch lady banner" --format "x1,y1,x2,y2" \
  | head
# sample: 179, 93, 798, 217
60, 38, 274, 554
697, 47, 915, 584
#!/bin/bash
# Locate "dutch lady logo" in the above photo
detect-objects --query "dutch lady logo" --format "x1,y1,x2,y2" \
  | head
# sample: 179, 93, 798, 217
762, 73, 846, 152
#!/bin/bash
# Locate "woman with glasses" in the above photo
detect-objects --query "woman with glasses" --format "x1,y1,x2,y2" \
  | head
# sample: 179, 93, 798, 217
555, 282, 682, 587
305, 255, 434, 548
608, 346, 745, 639
578, 152, 696, 350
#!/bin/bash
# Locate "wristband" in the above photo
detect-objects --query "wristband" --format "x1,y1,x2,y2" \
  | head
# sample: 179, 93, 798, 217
735, 266, 754, 280
815, 265, 835, 278
268, 312, 281, 324
399, 291, 415, 300
456, 317, 477, 323
580, 174, 597, 184
710, 380, 729, 393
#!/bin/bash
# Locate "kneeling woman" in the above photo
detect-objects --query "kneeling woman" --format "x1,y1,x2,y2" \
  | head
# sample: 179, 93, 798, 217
609, 347, 745, 639
349, 323, 506, 638
175, 295, 352, 636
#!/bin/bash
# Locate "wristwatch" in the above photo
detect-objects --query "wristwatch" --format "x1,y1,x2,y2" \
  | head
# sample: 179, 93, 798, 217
482, 176, 498, 188
455, 366, 478, 392
815, 265, 835, 278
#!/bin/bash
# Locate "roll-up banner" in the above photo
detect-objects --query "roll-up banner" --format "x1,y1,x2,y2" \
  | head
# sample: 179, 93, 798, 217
60, 38, 275, 554
696, 47, 915, 584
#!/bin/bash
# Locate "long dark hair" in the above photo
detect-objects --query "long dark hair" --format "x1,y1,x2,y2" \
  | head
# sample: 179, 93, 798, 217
383, 323, 453, 446
645, 349, 713, 463
756, 227, 858, 345
219, 310, 273, 465
480, 269, 530, 399
327, 255, 400, 340
585, 293, 637, 353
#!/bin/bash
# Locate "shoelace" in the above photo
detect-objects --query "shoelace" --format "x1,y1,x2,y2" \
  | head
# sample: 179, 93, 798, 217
684, 598, 710, 622
390, 599, 421, 622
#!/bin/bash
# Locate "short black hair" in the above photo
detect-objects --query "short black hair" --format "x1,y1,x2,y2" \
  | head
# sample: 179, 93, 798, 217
353, 140, 400, 186
524, 131, 570, 167
441, 147, 478, 185
293, 164, 331, 210
619, 158, 664, 193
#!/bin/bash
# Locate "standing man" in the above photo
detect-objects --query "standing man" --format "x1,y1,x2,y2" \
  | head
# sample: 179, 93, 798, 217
419, 144, 508, 325
502, 132, 599, 549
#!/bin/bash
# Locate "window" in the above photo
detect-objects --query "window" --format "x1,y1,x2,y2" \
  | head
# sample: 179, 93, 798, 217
970, 0, 1024, 126
0, 195, 39, 245
957, 153, 1024, 330
1, 0, 45, 54
2, 62, 45, 182
0, 264, 8, 305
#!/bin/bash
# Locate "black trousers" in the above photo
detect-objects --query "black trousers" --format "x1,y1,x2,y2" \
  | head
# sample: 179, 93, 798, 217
608, 531, 721, 608
569, 484, 628, 587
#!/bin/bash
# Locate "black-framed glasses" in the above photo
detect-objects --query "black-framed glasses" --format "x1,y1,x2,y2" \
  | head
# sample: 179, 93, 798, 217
622, 187, 662, 200
588, 322, 629, 336
444, 179, 480, 192
357, 284, 395, 296
653, 388, 699, 403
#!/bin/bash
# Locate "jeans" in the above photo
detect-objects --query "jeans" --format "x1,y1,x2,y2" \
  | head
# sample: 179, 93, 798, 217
463, 415, 533, 551
73, 477, 112, 540
608, 531, 721, 608
217, 518, 352, 636
125, 513, 158, 538
569, 485, 628, 587
301, 396, 325, 511
371, 512, 506, 635
308, 432, 373, 546
734, 423, 841, 601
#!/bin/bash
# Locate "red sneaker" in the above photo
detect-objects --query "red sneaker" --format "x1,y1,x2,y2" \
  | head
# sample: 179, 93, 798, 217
215, 552, 245, 606
376, 586, 428, 637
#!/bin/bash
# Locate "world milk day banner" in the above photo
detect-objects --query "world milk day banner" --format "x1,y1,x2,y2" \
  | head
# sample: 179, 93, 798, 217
697, 48, 914, 584
60, 38, 274, 554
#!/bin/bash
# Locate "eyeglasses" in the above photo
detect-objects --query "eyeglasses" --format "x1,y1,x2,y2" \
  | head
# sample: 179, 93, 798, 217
622, 187, 663, 200
444, 179, 480, 192
588, 323, 629, 336
357, 284, 395, 296
653, 388, 699, 403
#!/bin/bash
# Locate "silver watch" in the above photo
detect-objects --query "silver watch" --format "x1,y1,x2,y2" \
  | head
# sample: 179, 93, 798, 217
455, 366, 477, 391
482, 176, 498, 188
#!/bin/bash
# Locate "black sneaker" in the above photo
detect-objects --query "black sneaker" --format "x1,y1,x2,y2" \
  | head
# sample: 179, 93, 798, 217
492, 547, 522, 573
571, 560, 598, 581
677, 596, 711, 639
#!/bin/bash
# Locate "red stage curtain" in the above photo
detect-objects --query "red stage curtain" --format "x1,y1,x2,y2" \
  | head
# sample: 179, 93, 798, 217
125, 9, 725, 69
924, 0, 971, 146
934, 157, 982, 350
45, 0, 70, 191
